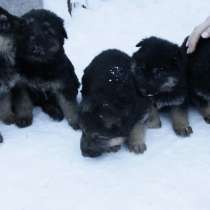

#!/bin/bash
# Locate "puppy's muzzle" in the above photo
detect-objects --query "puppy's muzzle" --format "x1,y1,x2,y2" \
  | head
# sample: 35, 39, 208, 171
31, 45, 45, 56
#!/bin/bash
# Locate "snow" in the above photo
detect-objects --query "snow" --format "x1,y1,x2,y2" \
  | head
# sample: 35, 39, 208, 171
1, 1, 210, 210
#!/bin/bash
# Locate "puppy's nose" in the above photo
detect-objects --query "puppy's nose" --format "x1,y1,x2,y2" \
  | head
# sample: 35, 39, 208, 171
80, 134, 102, 158
32, 46, 45, 56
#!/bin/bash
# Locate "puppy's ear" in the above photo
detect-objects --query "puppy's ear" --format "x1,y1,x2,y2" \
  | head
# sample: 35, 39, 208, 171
62, 26, 68, 39
136, 41, 143, 47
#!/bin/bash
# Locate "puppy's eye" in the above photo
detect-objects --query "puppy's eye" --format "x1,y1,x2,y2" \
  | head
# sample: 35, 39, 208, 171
99, 115, 104, 119
153, 67, 164, 74
46, 29, 56, 36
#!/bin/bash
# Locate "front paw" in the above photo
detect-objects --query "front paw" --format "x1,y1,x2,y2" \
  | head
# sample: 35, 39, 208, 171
174, 126, 193, 137
107, 145, 121, 153
68, 120, 80, 130
204, 115, 210, 124
3, 115, 15, 125
15, 117, 32, 128
43, 105, 64, 121
127, 141, 147, 154
0, 133, 3, 143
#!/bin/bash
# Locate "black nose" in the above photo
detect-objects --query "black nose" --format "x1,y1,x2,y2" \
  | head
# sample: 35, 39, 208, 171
80, 134, 103, 158
32, 45, 45, 56
81, 149, 102, 158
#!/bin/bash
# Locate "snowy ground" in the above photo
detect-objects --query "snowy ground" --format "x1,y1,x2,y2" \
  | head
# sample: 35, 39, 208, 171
1, 1, 210, 210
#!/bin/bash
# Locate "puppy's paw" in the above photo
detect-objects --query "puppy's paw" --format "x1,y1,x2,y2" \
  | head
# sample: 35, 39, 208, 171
174, 126, 193, 137
0, 14, 11, 32
0, 133, 3, 143
128, 142, 147, 154
3, 115, 15, 125
147, 118, 162, 129
68, 120, 80, 130
107, 145, 121, 153
204, 116, 210, 124
43, 105, 64, 121
15, 117, 32, 128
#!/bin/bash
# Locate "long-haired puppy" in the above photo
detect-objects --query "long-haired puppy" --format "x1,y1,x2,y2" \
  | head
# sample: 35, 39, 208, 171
184, 38, 210, 123
13, 9, 80, 129
0, 7, 24, 141
80, 49, 151, 158
132, 36, 192, 137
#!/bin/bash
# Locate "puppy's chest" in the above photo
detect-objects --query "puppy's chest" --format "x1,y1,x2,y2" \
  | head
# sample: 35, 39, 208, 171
0, 35, 16, 66
195, 90, 210, 101
155, 93, 186, 109
27, 78, 63, 93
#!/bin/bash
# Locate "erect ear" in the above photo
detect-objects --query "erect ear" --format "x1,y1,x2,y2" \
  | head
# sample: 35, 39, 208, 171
62, 25, 68, 39
136, 40, 143, 47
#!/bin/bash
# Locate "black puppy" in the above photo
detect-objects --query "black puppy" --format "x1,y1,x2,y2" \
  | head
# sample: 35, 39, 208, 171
184, 38, 210, 123
0, 7, 24, 141
13, 9, 80, 129
132, 36, 192, 137
80, 49, 151, 158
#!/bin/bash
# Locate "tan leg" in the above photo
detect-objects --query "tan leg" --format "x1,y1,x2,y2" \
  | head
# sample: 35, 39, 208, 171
127, 121, 147, 154
56, 92, 79, 130
13, 87, 33, 128
0, 92, 15, 125
194, 100, 210, 124
147, 105, 162, 129
170, 106, 193, 137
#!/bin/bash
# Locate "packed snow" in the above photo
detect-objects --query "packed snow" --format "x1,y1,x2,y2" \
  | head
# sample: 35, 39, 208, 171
1, 1, 210, 210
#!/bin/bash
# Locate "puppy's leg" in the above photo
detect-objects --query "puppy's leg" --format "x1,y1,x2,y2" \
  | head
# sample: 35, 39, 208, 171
0, 133, 3, 143
199, 103, 210, 124
193, 96, 210, 124
41, 95, 64, 121
127, 120, 147, 154
12, 86, 33, 128
147, 105, 162, 128
0, 92, 15, 125
55, 91, 79, 130
170, 105, 193, 137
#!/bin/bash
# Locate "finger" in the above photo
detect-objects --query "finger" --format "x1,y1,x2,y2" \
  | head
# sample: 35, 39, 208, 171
187, 29, 201, 53
201, 27, 210, 38
187, 19, 210, 53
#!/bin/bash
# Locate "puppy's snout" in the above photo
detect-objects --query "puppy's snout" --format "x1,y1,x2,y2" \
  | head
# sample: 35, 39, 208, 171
32, 45, 45, 56
80, 134, 103, 158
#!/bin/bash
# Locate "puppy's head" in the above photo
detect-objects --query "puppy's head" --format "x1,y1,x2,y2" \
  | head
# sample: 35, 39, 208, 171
132, 37, 184, 97
79, 97, 129, 157
21, 9, 67, 62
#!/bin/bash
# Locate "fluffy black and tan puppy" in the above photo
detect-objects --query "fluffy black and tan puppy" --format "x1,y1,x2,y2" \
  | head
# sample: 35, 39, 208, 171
80, 49, 151, 158
132, 36, 192, 137
0, 7, 24, 141
14, 9, 80, 129
184, 38, 210, 123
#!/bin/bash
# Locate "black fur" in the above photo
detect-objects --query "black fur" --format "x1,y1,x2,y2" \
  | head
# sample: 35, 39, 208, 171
80, 49, 150, 158
0, 7, 25, 141
132, 37, 192, 136
183, 37, 210, 123
13, 9, 80, 129
132, 36, 188, 107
